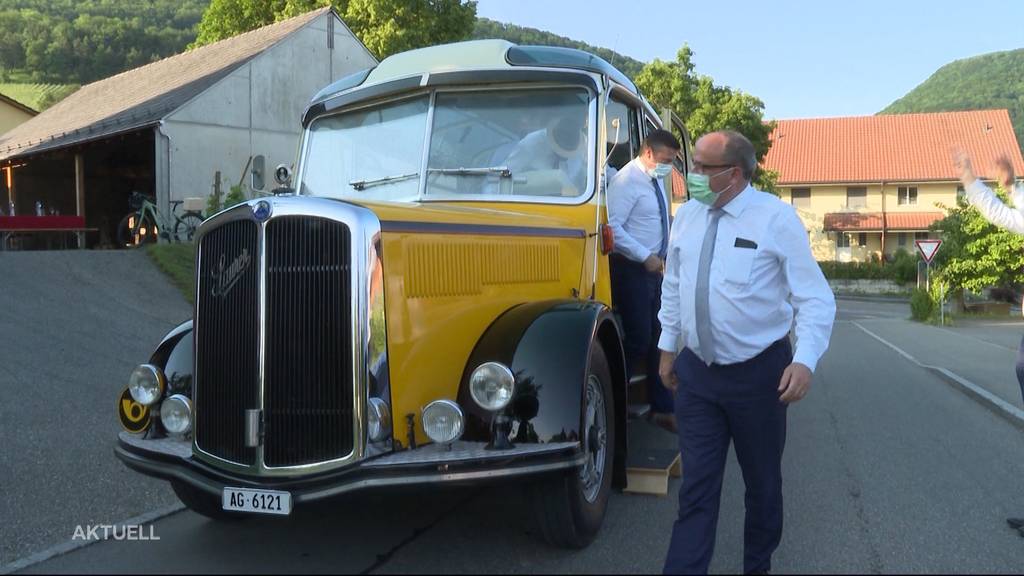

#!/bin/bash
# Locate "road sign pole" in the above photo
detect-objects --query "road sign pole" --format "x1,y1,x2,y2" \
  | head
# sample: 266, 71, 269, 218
926, 261, 930, 292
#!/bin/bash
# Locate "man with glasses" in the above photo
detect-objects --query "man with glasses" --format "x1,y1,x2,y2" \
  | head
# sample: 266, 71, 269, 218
607, 129, 681, 433
658, 131, 835, 574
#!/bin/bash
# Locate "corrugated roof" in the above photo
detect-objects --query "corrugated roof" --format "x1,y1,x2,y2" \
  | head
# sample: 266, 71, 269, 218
823, 211, 944, 231
763, 110, 1024, 185
0, 7, 333, 162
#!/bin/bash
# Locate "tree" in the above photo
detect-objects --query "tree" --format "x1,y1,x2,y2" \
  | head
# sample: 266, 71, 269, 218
930, 190, 1024, 310
343, 0, 476, 59
634, 45, 777, 192
192, 0, 477, 61
192, 0, 289, 48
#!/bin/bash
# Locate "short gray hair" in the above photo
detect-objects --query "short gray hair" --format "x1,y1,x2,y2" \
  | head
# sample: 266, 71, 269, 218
719, 130, 757, 181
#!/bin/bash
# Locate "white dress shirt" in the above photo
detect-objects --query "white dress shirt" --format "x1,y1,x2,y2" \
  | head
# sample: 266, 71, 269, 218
657, 185, 836, 371
505, 129, 587, 192
965, 179, 1024, 234
607, 158, 668, 262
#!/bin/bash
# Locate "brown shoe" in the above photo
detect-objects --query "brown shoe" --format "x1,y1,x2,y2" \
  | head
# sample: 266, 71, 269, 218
649, 412, 678, 434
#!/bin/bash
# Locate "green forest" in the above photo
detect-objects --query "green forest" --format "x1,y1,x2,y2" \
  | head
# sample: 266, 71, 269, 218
880, 48, 1024, 149
0, 1, 647, 87
0, 0, 207, 84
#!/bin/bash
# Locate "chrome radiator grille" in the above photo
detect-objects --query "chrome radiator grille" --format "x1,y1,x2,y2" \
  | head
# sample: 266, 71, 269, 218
194, 220, 260, 466
263, 217, 354, 467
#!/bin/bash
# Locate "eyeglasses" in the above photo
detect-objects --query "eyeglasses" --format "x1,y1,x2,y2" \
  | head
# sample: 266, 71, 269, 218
692, 162, 736, 174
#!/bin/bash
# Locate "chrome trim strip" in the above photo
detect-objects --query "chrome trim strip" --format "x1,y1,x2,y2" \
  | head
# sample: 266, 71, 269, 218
301, 456, 586, 503
417, 90, 437, 199
379, 221, 585, 239
256, 206, 268, 469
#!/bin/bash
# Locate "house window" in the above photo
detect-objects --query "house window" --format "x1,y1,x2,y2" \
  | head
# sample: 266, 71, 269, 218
898, 232, 907, 246
846, 186, 867, 208
858, 232, 867, 246
898, 186, 918, 205
836, 233, 851, 248
791, 187, 811, 209
957, 185, 965, 201
915, 231, 928, 241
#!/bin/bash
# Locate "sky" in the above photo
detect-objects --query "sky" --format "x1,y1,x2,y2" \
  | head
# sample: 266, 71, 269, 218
474, 0, 1024, 120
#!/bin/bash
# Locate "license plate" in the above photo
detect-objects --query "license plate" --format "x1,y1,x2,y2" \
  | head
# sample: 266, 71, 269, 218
222, 488, 292, 516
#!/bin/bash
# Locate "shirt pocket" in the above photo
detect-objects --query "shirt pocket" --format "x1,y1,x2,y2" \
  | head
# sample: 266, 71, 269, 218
721, 245, 758, 285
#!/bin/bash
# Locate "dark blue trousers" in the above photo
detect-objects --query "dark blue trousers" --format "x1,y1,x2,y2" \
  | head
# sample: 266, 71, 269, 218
609, 254, 674, 414
1016, 335, 1024, 404
663, 339, 792, 575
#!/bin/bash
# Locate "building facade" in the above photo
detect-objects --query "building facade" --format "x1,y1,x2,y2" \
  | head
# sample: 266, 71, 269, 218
763, 110, 1024, 262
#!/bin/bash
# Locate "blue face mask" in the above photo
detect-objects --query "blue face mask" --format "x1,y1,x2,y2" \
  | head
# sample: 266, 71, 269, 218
646, 162, 673, 179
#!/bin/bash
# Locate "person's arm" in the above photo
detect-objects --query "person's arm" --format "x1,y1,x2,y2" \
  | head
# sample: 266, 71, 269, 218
777, 208, 835, 372
607, 173, 654, 263
657, 211, 687, 391
954, 150, 1024, 234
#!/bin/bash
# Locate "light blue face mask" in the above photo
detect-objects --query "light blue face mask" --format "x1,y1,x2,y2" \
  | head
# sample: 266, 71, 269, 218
651, 163, 672, 178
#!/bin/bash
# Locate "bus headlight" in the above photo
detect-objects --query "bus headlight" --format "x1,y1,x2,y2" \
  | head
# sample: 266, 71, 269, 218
421, 400, 464, 444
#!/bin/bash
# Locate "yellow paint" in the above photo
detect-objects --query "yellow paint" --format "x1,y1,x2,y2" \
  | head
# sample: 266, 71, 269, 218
358, 199, 607, 444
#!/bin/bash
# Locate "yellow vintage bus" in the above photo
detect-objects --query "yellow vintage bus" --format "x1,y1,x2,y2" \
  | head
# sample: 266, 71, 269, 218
115, 39, 691, 548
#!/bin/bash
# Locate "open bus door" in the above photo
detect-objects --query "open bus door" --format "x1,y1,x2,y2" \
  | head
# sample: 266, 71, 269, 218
659, 108, 693, 215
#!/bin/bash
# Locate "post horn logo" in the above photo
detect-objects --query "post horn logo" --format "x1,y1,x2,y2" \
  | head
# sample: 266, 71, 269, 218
118, 387, 151, 433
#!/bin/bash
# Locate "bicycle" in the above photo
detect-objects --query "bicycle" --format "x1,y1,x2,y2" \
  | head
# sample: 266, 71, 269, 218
117, 192, 205, 248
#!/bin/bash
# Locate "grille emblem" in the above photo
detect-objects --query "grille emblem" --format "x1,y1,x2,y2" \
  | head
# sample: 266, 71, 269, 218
253, 200, 272, 222
211, 249, 251, 298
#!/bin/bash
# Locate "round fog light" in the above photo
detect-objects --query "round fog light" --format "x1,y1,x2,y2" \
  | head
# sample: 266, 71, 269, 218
469, 362, 515, 411
128, 364, 166, 407
422, 400, 464, 444
160, 394, 193, 436
367, 397, 391, 442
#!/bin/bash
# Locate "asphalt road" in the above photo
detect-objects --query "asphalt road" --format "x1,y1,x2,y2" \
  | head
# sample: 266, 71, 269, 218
4, 271, 1024, 573
0, 251, 188, 567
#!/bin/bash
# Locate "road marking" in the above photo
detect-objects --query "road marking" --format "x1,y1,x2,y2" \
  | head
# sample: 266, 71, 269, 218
852, 322, 1024, 428
0, 504, 184, 575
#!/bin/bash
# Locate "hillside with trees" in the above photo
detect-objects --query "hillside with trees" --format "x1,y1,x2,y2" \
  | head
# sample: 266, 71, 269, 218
0, 0, 207, 84
880, 48, 1024, 150
470, 18, 644, 80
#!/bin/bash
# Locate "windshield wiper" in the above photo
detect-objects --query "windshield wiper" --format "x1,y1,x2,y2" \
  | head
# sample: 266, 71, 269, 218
427, 166, 512, 178
349, 172, 419, 191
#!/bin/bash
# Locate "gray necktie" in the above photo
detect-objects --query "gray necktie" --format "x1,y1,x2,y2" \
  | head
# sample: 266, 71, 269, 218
695, 209, 722, 365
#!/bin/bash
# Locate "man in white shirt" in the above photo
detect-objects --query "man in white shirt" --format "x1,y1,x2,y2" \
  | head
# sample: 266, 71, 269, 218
953, 149, 1024, 536
505, 113, 588, 193
658, 131, 836, 575
607, 129, 681, 432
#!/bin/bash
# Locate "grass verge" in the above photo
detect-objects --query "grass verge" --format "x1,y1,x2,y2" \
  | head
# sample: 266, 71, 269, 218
146, 243, 196, 305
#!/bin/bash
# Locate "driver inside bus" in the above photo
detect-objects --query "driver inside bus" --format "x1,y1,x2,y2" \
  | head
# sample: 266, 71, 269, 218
505, 111, 588, 194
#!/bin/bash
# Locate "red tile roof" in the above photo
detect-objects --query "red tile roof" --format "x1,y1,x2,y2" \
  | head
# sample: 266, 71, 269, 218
823, 211, 944, 231
763, 110, 1024, 185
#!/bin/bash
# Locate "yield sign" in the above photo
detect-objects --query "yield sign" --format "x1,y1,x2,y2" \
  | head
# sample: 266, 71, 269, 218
915, 239, 942, 263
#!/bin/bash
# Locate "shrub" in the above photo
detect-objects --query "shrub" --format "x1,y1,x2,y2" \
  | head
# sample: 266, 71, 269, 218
889, 249, 918, 284
224, 184, 247, 209
910, 288, 934, 321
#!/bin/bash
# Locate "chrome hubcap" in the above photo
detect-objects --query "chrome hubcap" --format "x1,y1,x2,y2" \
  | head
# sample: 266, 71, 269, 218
580, 374, 607, 503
